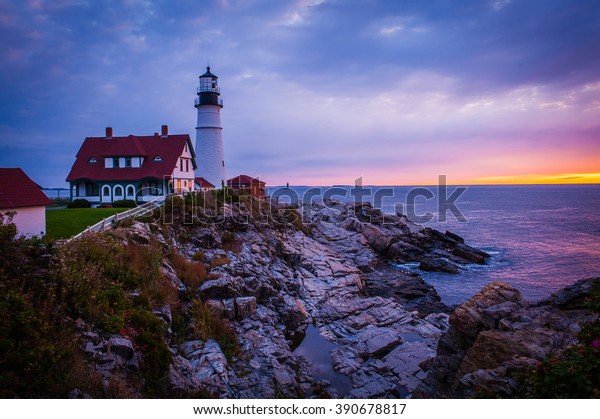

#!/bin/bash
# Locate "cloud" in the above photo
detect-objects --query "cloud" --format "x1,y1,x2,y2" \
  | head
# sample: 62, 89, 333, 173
0, 0, 599, 187
492, 0, 511, 11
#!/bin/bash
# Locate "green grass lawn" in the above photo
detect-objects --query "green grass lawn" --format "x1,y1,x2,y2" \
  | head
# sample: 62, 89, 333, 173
46, 208, 128, 240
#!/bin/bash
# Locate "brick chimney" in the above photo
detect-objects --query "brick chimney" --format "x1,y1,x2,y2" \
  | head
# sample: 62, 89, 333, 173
105, 127, 113, 139
161, 125, 168, 137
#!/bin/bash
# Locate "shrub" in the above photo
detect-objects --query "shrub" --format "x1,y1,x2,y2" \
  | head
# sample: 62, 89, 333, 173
169, 251, 208, 293
0, 222, 85, 397
210, 255, 230, 269
67, 198, 91, 208
191, 300, 239, 361
112, 199, 137, 208
128, 307, 172, 395
221, 231, 242, 253
192, 250, 206, 263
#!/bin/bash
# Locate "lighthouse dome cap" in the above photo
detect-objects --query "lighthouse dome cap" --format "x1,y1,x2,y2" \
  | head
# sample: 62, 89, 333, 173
200, 66, 217, 78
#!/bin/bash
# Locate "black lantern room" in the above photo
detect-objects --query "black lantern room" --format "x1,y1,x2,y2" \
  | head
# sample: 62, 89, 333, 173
195, 66, 223, 108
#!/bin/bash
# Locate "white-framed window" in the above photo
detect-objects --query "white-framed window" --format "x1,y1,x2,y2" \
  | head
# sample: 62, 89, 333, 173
102, 185, 111, 197
154, 155, 162, 162
114, 185, 124, 197
88, 157, 97, 163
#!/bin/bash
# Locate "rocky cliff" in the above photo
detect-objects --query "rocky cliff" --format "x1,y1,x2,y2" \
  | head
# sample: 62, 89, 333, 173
73, 195, 493, 398
5, 193, 594, 399
413, 278, 598, 398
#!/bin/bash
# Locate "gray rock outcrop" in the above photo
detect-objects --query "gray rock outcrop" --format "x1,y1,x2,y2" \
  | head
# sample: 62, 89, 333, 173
413, 278, 598, 398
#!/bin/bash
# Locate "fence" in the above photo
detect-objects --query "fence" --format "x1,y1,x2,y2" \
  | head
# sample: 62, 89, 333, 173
69, 194, 167, 241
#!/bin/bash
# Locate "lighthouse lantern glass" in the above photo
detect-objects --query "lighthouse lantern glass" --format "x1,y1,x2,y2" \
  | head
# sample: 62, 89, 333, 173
200, 76, 218, 93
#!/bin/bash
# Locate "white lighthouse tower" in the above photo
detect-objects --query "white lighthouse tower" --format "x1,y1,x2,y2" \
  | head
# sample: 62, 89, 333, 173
194, 66, 226, 188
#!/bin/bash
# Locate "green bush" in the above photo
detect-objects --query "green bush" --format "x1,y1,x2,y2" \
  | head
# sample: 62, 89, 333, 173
112, 199, 137, 208
128, 307, 172, 395
67, 198, 91, 208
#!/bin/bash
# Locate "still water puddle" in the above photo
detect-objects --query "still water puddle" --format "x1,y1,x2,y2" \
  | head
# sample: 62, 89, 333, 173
293, 324, 353, 396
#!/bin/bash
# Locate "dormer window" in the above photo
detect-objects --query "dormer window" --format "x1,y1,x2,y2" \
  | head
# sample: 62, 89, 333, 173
153, 155, 162, 162
125, 157, 132, 168
88, 157, 97, 163
113, 157, 120, 168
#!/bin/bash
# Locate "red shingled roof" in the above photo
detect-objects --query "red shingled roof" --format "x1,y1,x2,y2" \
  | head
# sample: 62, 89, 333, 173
194, 177, 215, 188
0, 168, 53, 209
227, 175, 266, 187
66, 134, 196, 182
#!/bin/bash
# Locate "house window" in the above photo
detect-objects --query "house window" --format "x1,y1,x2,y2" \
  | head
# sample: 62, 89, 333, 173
222, 160, 224, 167
88, 157, 97, 163
185, 143, 188, 152
114, 185, 124, 197
125, 157, 132, 168
102, 186, 110, 196
149, 181, 158, 195
180, 158, 183, 171
85, 182, 99, 196
113, 157, 120, 168
185, 159, 189, 172
154, 155, 162, 162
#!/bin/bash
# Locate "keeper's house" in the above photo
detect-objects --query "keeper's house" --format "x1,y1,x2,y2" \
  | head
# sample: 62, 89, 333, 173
66, 125, 196, 204
0, 168, 52, 237
227, 175, 266, 199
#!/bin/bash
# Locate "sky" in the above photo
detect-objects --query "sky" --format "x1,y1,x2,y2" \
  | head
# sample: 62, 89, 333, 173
1, 0, 599, 187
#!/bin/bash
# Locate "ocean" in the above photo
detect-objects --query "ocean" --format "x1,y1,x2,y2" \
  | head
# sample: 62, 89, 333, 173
268, 184, 600, 305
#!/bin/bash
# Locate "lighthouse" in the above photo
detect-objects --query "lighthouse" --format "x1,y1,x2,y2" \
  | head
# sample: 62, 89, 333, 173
194, 66, 226, 188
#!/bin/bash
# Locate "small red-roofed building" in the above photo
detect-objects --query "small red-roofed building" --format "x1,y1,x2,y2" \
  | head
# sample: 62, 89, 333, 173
66, 125, 197, 204
227, 175, 266, 198
0, 168, 53, 237
194, 176, 215, 191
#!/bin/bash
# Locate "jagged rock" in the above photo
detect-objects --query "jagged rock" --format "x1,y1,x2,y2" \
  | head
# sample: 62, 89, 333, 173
205, 299, 226, 318
445, 231, 464, 243
414, 280, 597, 398
386, 241, 424, 261
168, 355, 201, 393
107, 337, 134, 361
192, 228, 221, 249
127, 222, 152, 245
153, 304, 172, 327
199, 278, 238, 299
178, 340, 232, 397
223, 299, 236, 320
360, 327, 402, 357
452, 243, 489, 264
419, 258, 460, 274
235, 297, 257, 319
73, 199, 499, 398
552, 277, 596, 309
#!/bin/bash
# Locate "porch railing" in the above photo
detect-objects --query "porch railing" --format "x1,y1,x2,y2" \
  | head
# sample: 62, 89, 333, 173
69, 194, 167, 241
